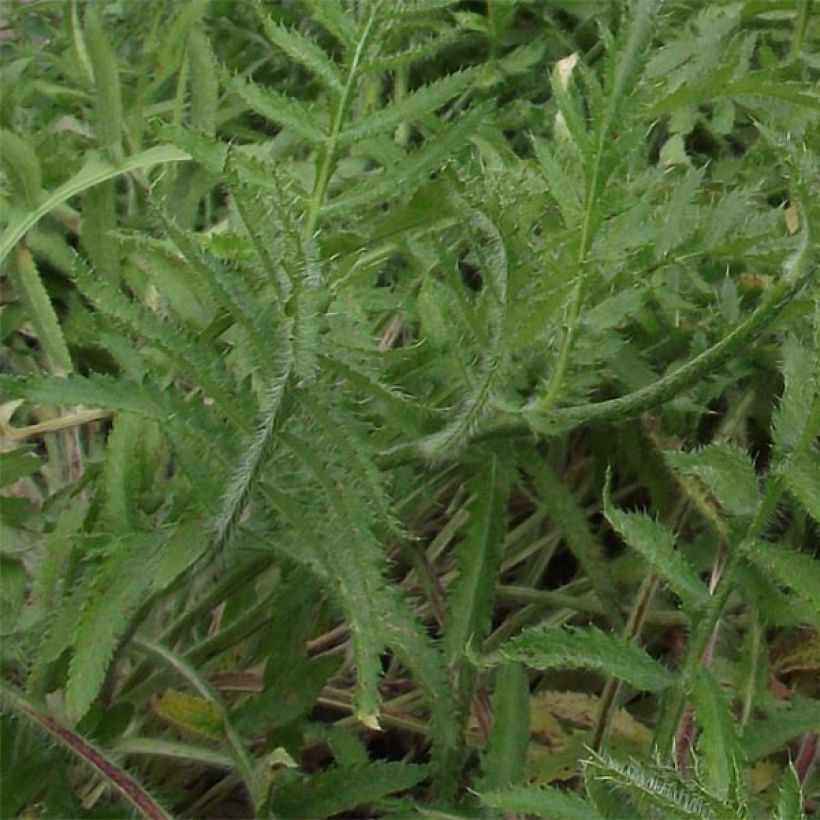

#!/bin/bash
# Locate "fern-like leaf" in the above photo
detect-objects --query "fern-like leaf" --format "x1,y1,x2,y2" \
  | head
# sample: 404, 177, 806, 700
339, 67, 479, 145
255, 5, 343, 95
226, 73, 326, 146
420, 201, 507, 459
323, 104, 486, 216
212, 363, 293, 556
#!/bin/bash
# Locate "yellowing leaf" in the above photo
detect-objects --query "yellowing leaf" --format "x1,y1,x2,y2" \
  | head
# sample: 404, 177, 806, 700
154, 689, 223, 741
531, 690, 652, 747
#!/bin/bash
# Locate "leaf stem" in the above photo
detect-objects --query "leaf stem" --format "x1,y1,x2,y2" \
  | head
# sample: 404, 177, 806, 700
652, 477, 783, 758
303, 6, 380, 238
0, 681, 172, 820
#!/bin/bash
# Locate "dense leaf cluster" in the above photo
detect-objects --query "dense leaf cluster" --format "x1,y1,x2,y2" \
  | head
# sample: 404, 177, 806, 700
0, 1, 818, 817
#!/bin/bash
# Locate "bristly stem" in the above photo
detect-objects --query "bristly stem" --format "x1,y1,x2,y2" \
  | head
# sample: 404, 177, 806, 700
0, 681, 172, 820
591, 572, 659, 751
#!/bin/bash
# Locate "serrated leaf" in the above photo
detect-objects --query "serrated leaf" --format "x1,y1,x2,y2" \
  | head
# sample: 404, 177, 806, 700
784, 451, 820, 523
212, 362, 293, 555
84, 4, 124, 163
742, 539, 820, 615
0, 374, 162, 418
603, 472, 708, 611
478, 785, 604, 819
691, 668, 745, 800
443, 457, 510, 660
257, 9, 343, 94
772, 337, 817, 461
649, 67, 820, 116
532, 135, 582, 227
227, 73, 326, 145
323, 104, 486, 216
272, 762, 428, 818
493, 625, 674, 692
0, 128, 42, 206
478, 663, 529, 791
775, 765, 805, 820
666, 443, 760, 520
339, 67, 479, 144
585, 752, 729, 819
66, 539, 156, 722
10, 245, 73, 374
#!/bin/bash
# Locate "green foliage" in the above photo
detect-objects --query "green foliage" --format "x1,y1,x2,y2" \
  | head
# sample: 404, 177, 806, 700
1, 0, 818, 816
489, 624, 675, 692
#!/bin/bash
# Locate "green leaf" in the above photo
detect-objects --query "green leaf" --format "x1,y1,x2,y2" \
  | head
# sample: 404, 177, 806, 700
603, 471, 708, 611
99, 413, 145, 533
443, 455, 510, 661
212, 363, 293, 556
187, 27, 218, 135
0, 146, 191, 266
772, 337, 817, 461
784, 450, 820, 523
666, 443, 760, 520
478, 785, 604, 819
477, 662, 530, 791
649, 67, 820, 116
0, 129, 42, 207
0, 374, 163, 419
775, 764, 805, 820
323, 104, 486, 216
9, 245, 73, 374
743, 539, 820, 612
278, 433, 386, 727
272, 762, 428, 818
0, 448, 40, 486
339, 67, 479, 145
493, 625, 674, 692
256, 7, 343, 94
227, 73, 326, 145
532, 135, 582, 228
585, 752, 728, 819
420, 201, 507, 459
84, 4, 124, 163
522, 452, 623, 627
742, 696, 820, 761
691, 668, 745, 801
65, 537, 157, 722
